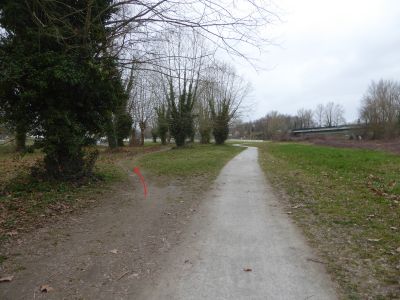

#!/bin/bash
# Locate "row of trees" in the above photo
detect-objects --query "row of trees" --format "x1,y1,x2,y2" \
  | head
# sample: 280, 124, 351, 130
0, 1, 274, 180
234, 102, 346, 140
120, 31, 249, 148
234, 79, 400, 141
292, 102, 345, 129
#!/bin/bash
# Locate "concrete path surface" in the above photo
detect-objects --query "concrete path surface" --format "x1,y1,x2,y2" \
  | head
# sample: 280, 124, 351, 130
140, 147, 338, 300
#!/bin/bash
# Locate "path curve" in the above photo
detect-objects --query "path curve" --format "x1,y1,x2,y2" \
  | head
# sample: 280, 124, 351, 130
140, 146, 338, 300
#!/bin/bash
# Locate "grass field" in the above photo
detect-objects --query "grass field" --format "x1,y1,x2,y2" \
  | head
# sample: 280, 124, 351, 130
257, 142, 400, 299
138, 144, 244, 178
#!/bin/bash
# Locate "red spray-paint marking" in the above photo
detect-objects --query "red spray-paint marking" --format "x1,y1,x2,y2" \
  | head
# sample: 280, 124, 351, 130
133, 167, 148, 198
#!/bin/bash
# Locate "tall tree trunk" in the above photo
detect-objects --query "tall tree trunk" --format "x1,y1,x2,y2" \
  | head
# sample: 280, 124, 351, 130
200, 129, 211, 144
139, 121, 145, 146
129, 127, 137, 146
140, 129, 145, 146
15, 122, 26, 152
106, 131, 117, 149
106, 125, 117, 149
105, 113, 117, 149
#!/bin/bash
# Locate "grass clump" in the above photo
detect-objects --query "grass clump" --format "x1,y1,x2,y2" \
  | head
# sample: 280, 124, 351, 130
257, 142, 400, 299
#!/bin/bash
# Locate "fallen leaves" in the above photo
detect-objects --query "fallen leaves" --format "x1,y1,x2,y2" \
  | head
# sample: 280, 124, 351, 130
40, 284, 54, 293
291, 204, 305, 209
128, 273, 139, 279
306, 258, 326, 264
117, 271, 130, 280
243, 268, 252, 272
366, 175, 400, 202
0, 275, 13, 282
367, 238, 382, 242
6, 230, 18, 237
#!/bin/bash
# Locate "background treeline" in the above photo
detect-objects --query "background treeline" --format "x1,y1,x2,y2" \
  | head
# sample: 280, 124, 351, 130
233, 79, 400, 140
232, 101, 345, 140
0, 0, 273, 180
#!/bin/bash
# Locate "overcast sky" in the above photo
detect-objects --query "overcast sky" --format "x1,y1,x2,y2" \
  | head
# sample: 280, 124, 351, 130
235, 0, 400, 122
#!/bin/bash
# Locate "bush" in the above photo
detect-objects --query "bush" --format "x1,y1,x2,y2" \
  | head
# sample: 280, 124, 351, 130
32, 147, 99, 181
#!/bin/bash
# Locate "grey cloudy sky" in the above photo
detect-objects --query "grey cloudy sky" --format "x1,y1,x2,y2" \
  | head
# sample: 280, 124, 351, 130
236, 0, 400, 122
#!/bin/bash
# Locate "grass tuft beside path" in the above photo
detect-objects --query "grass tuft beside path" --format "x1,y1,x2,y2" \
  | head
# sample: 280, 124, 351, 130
257, 142, 400, 299
137, 144, 244, 179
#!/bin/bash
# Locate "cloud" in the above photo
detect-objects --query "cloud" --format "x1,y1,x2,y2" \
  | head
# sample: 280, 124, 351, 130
237, 0, 400, 122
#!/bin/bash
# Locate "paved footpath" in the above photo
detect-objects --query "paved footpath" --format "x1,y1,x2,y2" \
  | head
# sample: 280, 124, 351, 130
140, 147, 338, 300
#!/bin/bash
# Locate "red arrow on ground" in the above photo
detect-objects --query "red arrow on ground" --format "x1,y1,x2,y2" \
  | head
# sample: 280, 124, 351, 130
133, 167, 148, 198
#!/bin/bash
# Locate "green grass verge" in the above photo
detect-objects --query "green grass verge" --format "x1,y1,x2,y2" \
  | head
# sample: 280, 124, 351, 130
137, 144, 244, 179
257, 142, 400, 299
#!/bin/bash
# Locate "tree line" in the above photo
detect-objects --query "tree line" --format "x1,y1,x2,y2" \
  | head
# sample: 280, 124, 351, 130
235, 79, 400, 140
233, 101, 346, 140
125, 32, 249, 148
0, 0, 274, 180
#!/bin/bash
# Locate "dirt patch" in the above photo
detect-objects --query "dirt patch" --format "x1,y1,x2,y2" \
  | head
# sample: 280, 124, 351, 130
0, 145, 165, 242
0, 169, 209, 299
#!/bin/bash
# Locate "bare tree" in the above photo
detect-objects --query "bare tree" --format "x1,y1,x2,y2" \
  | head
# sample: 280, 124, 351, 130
27, 1, 278, 71
124, 66, 140, 146
127, 68, 158, 146
154, 29, 208, 147
196, 81, 213, 144
206, 62, 250, 144
295, 108, 314, 129
314, 104, 325, 127
112, 1, 278, 66
360, 79, 400, 138
262, 111, 293, 140
323, 102, 345, 127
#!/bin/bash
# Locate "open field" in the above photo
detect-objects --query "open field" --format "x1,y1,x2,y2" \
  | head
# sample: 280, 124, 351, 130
257, 142, 400, 299
306, 137, 400, 155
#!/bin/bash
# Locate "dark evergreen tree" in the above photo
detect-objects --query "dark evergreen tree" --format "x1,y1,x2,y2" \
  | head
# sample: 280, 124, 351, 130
210, 100, 230, 145
116, 112, 133, 147
155, 105, 169, 145
151, 128, 158, 143
167, 79, 196, 147
0, 1, 126, 179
